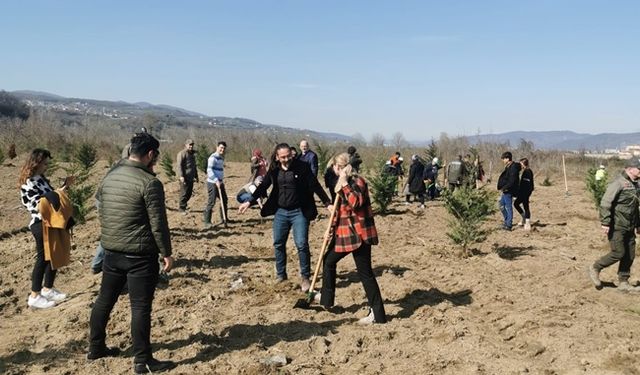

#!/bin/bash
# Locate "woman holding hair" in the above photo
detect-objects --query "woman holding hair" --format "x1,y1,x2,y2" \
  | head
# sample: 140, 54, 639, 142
316, 153, 387, 324
18, 149, 70, 309
514, 157, 534, 231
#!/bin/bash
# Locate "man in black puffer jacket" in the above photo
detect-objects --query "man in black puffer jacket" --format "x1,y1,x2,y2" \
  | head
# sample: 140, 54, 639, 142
497, 151, 521, 230
88, 132, 176, 374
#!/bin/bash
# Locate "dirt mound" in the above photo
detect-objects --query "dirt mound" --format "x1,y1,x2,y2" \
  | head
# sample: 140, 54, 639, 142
2, 161, 640, 374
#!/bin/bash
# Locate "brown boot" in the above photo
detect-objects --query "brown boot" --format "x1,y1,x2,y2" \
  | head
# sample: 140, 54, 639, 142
588, 265, 602, 289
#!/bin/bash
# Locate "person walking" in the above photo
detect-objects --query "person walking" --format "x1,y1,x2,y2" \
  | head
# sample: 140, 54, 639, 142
588, 158, 640, 292
299, 139, 319, 177
314, 153, 387, 324
88, 132, 175, 373
238, 143, 333, 292
203, 141, 228, 228
514, 158, 534, 231
176, 139, 199, 214
406, 155, 426, 208
18, 149, 70, 309
496, 151, 520, 231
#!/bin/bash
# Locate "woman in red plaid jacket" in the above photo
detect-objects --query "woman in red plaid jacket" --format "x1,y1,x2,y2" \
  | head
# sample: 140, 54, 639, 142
316, 153, 387, 324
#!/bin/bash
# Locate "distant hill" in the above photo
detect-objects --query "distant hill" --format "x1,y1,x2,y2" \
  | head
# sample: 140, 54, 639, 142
9, 90, 354, 143
466, 131, 640, 151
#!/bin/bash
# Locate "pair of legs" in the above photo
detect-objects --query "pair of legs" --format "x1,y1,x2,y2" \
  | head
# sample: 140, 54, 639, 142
89, 250, 159, 364
30, 223, 57, 295
405, 193, 425, 204
320, 243, 386, 323
203, 182, 228, 224
593, 230, 635, 282
514, 195, 531, 221
178, 179, 195, 211
272, 208, 311, 280
499, 193, 514, 229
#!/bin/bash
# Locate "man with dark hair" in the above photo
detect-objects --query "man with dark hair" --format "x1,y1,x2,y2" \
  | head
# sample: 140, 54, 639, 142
589, 158, 640, 292
203, 141, 228, 228
176, 139, 199, 214
497, 151, 520, 230
88, 132, 175, 373
299, 139, 319, 177
238, 143, 333, 292
347, 146, 363, 172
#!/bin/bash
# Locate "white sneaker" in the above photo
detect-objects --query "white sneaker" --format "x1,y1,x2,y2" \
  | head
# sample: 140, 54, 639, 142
28, 294, 56, 309
41, 288, 67, 302
357, 309, 376, 325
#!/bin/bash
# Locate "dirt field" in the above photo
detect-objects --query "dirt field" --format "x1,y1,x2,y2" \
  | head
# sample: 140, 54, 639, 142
2, 157, 640, 375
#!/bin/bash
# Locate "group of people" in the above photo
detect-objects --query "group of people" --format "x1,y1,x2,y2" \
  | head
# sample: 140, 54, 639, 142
497, 151, 535, 231
18, 135, 385, 373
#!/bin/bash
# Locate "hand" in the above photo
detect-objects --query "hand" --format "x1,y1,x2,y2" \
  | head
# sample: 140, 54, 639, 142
63, 176, 76, 188
162, 256, 174, 272
215, 180, 221, 188
601, 225, 610, 235
327, 204, 334, 213
179, 177, 185, 184
238, 201, 251, 214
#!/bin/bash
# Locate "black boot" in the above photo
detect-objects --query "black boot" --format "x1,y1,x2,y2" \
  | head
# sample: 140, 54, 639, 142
134, 358, 176, 374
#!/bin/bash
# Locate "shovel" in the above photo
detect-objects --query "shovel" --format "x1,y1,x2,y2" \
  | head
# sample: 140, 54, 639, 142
294, 194, 341, 309
217, 184, 229, 228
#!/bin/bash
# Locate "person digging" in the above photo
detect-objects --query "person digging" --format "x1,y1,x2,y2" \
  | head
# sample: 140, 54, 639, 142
308, 153, 387, 324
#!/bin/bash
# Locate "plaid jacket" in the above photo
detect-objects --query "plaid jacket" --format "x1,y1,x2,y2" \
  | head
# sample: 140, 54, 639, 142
331, 176, 379, 252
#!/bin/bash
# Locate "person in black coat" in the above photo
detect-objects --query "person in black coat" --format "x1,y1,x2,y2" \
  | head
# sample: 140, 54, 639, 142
514, 157, 534, 230
405, 155, 426, 206
497, 151, 521, 230
238, 143, 333, 292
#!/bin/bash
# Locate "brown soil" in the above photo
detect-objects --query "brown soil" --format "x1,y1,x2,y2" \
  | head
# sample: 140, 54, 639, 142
1, 159, 640, 375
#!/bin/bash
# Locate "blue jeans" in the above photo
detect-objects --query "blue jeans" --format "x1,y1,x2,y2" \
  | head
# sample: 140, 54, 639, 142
273, 208, 310, 279
499, 193, 514, 229
91, 243, 105, 273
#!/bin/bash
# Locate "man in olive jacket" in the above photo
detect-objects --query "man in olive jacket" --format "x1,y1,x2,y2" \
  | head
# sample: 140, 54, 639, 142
589, 158, 640, 292
176, 138, 199, 213
88, 132, 175, 374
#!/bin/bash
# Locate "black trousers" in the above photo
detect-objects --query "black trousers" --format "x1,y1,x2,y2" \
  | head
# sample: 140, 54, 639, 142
178, 179, 195, 210
89, 250, 159, 363
514, 195, 531, 219
320, 243, 386, 323
204, 182, 228, 223
30, 221, 56, 292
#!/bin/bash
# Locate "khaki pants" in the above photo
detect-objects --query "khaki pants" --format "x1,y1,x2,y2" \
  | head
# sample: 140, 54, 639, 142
594, 229, 636, 281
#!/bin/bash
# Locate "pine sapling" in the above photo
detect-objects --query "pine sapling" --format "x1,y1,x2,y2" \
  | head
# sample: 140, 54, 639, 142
585, 167, 607, 211
442, 186, 497, 257
160, 153, 176, 181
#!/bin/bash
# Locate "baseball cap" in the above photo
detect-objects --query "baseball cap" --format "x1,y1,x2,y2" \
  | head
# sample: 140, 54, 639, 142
626, 158, 640, 168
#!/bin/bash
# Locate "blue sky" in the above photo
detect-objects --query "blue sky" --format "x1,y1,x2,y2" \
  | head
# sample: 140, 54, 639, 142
2, 1, 639, 141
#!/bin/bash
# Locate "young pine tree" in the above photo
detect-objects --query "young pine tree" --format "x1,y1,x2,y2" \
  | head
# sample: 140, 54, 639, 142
585, 167, 608, 211
369, 158, 398, 214
160, 153, 176, 181
63, 143, 98, 224
196, 144, 210, 175
442, 186, 497, 257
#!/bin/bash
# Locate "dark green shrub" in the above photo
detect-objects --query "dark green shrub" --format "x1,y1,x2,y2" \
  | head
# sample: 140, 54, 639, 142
585, 167, 608, 211
160, 153, 176, 181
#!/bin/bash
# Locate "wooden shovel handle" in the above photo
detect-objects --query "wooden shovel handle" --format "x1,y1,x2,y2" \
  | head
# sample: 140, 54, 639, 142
308, 193, 341, 293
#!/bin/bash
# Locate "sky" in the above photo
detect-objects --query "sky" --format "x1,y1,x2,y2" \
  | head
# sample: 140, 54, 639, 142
2, 1, 639, 141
